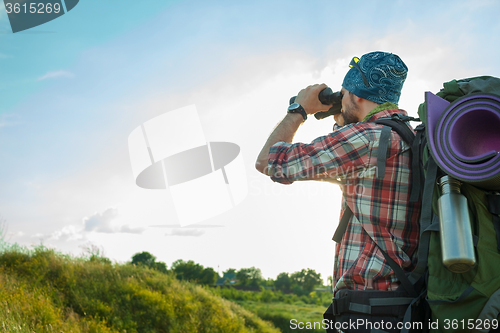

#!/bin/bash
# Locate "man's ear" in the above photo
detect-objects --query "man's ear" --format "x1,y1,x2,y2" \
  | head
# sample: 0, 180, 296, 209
348, 92, 362, 104
356, 96, 368, 104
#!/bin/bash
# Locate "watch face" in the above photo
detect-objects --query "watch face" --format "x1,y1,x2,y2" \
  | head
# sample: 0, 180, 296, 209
288, 103, 300, 111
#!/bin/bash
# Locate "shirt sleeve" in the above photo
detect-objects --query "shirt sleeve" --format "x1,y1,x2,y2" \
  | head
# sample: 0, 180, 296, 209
268, 124, 373, 184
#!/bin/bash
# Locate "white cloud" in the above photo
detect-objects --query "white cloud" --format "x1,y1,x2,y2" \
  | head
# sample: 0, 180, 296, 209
37, 70, 75, 81
30, 207, 146, 243
30, 224, 86, 243
84, 207, 118, 233
50, 225, 84, 241
83, 207, 145, 234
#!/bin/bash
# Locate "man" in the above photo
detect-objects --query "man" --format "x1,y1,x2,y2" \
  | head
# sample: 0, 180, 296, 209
255, 51, 421, 331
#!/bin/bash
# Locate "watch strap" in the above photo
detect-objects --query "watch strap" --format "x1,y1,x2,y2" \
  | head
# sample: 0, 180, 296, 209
288, 105, 307, 121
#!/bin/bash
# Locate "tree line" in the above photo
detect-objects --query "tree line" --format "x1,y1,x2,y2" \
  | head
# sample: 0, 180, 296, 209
130, 251, 330, 296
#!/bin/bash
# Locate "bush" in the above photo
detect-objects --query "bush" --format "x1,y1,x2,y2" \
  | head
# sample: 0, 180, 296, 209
0, 246, 279, 333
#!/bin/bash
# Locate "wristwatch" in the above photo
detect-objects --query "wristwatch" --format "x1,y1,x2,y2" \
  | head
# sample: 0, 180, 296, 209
287, 103, 307, 121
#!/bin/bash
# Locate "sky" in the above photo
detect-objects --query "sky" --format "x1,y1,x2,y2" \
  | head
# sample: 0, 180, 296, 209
1, 0, 500, 284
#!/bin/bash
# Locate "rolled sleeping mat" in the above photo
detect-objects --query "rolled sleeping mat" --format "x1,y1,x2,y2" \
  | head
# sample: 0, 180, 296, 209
425, 91, 500, 190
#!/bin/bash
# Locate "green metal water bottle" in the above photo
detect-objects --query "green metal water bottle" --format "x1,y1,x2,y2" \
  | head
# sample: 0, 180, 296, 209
437, 175, 476, 273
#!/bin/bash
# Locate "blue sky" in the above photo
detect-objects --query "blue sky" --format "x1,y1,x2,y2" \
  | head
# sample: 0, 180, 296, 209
1, 0, 500, 282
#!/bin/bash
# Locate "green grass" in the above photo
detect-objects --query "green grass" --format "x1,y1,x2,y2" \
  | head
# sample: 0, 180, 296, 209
211, 286, 332, 332
0, 245, 280, 333
236, 301, 326, 333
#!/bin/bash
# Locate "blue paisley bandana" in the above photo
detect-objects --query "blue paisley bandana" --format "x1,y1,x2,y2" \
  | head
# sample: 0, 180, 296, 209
342, 51, 408, 105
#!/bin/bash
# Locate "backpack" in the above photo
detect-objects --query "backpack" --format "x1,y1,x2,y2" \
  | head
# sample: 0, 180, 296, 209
324, 76, 500, 333
412, 76, 500, 333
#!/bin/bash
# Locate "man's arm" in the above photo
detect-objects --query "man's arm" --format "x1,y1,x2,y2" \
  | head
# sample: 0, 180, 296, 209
255, 112, 304, 175
255, 83, 333, 175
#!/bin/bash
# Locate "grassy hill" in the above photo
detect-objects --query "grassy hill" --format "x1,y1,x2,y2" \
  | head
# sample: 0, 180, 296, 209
0, 245, 280, 333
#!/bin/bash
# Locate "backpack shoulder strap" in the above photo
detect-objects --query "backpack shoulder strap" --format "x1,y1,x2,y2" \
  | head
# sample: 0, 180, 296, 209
374, 117, 416, 146
333, 115, 422, 243
408, 155, 439, 284
332, 204, 352, 243
374, 116, 423, 203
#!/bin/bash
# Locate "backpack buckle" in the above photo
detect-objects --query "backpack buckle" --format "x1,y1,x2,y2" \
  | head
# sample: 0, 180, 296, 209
390, 113, 421, 123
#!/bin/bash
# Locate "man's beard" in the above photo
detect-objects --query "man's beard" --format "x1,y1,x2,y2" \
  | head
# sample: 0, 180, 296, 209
341, 95, 359, 125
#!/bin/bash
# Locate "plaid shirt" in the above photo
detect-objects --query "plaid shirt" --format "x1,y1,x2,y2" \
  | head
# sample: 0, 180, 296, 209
268, 108, 420, 295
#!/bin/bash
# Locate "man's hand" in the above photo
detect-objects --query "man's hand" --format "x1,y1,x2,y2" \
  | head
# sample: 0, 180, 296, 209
255, 83, 333, 175
294, 83, 333, 115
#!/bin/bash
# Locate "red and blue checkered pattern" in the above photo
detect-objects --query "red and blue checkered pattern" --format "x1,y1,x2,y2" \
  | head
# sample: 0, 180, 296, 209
268, 108, 420, 295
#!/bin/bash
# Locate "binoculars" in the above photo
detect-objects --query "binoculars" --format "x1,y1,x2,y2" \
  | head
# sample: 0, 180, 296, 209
289, 87, 343, 120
